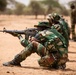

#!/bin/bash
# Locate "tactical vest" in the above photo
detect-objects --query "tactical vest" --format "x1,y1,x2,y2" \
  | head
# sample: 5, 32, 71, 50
50, 29, 67, 48
38, 29, 67, 56
50, 28, 68, 56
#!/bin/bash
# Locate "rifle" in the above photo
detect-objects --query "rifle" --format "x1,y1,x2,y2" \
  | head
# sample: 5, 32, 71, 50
0, 27, 38, 39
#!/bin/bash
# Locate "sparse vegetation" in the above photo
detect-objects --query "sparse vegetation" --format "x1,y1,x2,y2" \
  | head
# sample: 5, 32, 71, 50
0, 0, 70, 18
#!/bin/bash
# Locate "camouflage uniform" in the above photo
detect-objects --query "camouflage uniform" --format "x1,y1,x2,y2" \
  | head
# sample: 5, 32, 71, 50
36, 29, 68, 69
47, 13, 70, 46
3, 22, 68, 69
70, 4, 76, 41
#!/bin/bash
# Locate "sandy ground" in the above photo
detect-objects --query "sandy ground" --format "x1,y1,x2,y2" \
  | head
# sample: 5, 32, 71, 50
0, 15, 76, 75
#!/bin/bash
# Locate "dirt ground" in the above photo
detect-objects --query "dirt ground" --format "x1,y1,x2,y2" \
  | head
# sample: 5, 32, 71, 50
0, 15, 76, 75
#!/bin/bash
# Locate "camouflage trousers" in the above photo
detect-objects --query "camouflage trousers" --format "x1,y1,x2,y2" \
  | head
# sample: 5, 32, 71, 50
71, 23, 76, 40
17, 41, 67, 67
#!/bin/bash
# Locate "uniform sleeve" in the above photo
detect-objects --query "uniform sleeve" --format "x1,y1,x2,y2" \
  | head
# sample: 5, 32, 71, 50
20, 39, 29, 47
18, 35, 29, 47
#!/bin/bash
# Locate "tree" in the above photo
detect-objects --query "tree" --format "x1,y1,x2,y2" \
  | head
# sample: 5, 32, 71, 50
68, 0, 76, 7
0, 0, 7, 11
7, 0, 18, 9
7, 0, 15, 4
60, 6, 69, 16
29, 1, 45, 19
40, 0, 62, 14
14, 2, 26, 15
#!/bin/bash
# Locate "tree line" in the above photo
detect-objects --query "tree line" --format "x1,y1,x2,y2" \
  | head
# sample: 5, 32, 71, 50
0, 0, 76, 19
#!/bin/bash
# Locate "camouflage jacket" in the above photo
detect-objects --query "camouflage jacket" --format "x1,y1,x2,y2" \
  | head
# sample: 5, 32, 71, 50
35, 28, 68, 56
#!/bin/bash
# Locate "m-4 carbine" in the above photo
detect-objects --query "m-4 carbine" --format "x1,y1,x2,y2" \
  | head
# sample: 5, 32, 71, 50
0, 27, 38, 37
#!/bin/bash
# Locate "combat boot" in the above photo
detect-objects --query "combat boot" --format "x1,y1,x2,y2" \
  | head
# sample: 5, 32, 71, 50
55, 63, 66, 70
57, 63, 66, 70
3, 54, 24, 67
52, 63, 66, 70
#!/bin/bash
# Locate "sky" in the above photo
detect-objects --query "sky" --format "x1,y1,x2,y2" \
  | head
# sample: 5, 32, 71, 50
15, 0, 74, 8
16, 0, 30, 6
59, 0, 74, 8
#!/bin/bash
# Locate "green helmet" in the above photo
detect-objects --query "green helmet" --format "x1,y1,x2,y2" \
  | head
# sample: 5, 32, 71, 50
34, 21, 50, 27
51, 13, 61, 21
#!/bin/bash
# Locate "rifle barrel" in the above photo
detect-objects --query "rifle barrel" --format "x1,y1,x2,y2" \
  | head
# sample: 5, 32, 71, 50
0, 30, 3, 32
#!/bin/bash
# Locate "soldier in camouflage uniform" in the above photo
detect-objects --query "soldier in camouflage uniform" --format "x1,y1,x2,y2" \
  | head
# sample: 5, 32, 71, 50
47, 13, 70, 46
3, 22, 68, 69
70, 4, 76, 41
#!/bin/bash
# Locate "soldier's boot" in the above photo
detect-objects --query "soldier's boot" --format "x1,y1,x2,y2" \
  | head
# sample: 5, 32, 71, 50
3, 47, 32, 67
54, 63, 66, 70
3, 41, 40, 67
3, 54, 24, 67
57, 63, 66, 70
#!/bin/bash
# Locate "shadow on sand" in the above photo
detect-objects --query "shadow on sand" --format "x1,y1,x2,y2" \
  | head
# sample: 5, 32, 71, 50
68, 51, 76, 54
18, 65, 76, 72
68, 60, 76, 62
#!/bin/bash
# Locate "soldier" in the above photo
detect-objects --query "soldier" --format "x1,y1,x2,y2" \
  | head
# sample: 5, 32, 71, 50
70, 3, 76, 41
47, 13, 70, 47
3, 22, 68, 69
